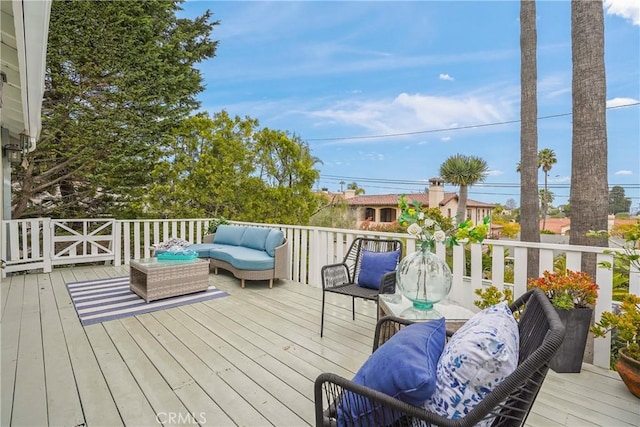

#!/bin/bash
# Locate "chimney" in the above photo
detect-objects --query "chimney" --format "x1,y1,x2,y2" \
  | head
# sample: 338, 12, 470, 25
343, 189, 356, 199
428, 177, 445, 208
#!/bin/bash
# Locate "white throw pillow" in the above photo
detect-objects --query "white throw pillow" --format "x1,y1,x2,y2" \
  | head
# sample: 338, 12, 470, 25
423, 302, 519, 426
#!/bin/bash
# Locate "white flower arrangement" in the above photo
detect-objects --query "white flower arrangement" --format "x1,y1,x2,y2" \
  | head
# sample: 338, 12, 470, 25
398, 194, 490, 251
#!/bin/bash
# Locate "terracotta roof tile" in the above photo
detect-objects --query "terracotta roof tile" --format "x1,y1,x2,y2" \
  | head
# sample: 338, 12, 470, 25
539, 218, 571, 234
344, 193, 495, 208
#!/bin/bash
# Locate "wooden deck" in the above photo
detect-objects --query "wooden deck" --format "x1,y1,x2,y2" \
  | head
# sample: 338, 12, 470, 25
1, 265, 638, 426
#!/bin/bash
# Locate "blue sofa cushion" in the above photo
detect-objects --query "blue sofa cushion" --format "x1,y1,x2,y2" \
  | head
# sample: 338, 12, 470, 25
214, 225, 245, 246
265, 229, 285, 257
357, 249, 401, 290
240, 227, 272, 251
184, 243, 217, 258
209, 246, 275, 271
338, 318, 446, 424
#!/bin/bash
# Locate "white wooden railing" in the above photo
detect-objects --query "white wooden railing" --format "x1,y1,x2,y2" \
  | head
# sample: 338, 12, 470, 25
2, 217, 638, 369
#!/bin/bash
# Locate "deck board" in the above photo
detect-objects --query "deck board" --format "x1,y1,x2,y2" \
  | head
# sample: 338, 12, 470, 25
49, 269, 124, 426
2, 265, 639, 427
159, 307, 310, 426
102, 320, 194, 425
38, 273, 84, 426
1, 274, 23, 426
116, 316, 234, 427
11, 273, 47, 426
136, 311, 270, 426
201, 297, 357, 379
85, 324, 159, 425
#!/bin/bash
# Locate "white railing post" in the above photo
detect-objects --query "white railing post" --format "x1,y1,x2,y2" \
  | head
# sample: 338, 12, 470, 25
113, 221, 121, 266
308, 227, 322, 287
594, 253, 614, 369
491, 245, 505, 292
630, 266, 640, 296
566, 251, 582, 272
299, 228, 308, 284
513, 246, 529, 297
451, 245, 465, 304
42, 218, 52, 272
539, 248, 555, 275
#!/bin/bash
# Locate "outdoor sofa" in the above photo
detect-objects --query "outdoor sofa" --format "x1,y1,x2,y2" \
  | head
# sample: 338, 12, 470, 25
166, 224, 289, 288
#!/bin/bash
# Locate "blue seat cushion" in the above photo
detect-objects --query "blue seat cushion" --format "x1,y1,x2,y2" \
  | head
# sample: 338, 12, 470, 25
338, 318, 446, 424
185, 243, 218, 258
209, 246, 275, 271
357, 249, 401, 289
265, 229, 285, 257
214, 225, 246, 246
240, 226, 272, 251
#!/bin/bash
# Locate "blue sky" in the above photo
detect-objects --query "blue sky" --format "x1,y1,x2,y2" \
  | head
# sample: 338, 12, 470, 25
180, 0, 639, 209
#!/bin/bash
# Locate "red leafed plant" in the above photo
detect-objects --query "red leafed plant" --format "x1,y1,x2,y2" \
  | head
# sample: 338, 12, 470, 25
527, 270, 599, 310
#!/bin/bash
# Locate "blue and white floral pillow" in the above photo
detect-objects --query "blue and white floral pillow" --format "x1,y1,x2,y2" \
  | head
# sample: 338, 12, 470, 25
423, 302, 519, 426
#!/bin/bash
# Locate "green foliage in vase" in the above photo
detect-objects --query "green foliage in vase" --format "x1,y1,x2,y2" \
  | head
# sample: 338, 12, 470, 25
398, 195, 490, 251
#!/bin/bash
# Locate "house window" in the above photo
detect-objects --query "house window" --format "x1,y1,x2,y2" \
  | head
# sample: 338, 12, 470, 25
447, 208, 451, 218
467, 209, 472, 221
365, 207, 375, 221
380, 208, 396, 223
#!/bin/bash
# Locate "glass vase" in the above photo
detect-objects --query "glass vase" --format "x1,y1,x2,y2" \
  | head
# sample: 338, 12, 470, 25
396, 247, 453, 319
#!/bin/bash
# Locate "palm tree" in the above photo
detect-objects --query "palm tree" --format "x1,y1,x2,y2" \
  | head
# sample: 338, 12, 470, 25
347, 182, 365, 195
538, 148, 557, 230
569, 0, 608, 275
520, 0, 540, 279
539, 189, 555, 229
439, 154, 489, 222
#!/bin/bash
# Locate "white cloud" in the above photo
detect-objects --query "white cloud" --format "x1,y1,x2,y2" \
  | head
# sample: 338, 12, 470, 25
309, 91, 513, 142
615, 170, 633, 175
604, 0, 640, 25
606, 97, 639, 108
441, 136, 451, 142
486, 169, 504, 177
550, 175, 571, 183
439, 73, 454, 81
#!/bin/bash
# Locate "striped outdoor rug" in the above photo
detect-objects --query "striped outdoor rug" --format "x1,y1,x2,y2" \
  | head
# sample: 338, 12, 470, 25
66, 276, 229, 326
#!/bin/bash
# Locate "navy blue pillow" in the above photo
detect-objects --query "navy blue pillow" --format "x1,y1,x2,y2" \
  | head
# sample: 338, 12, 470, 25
337, 318, 446, 424
357, 249, 401, 289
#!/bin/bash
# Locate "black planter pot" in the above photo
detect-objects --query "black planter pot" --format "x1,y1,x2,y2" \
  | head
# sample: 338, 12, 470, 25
549, 307, 593, 373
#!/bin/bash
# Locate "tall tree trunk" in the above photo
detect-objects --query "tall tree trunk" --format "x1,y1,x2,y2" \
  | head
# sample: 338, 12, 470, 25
569, 0, 608, 276
520, 0, 540, 279
457, 185, 468, 222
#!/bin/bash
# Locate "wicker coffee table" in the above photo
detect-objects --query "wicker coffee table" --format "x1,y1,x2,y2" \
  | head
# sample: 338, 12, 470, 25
129, 258, 210, 303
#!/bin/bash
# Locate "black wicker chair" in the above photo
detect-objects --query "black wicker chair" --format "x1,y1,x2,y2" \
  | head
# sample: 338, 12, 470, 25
320, 237, 403, 337
314, 288, 566, 426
